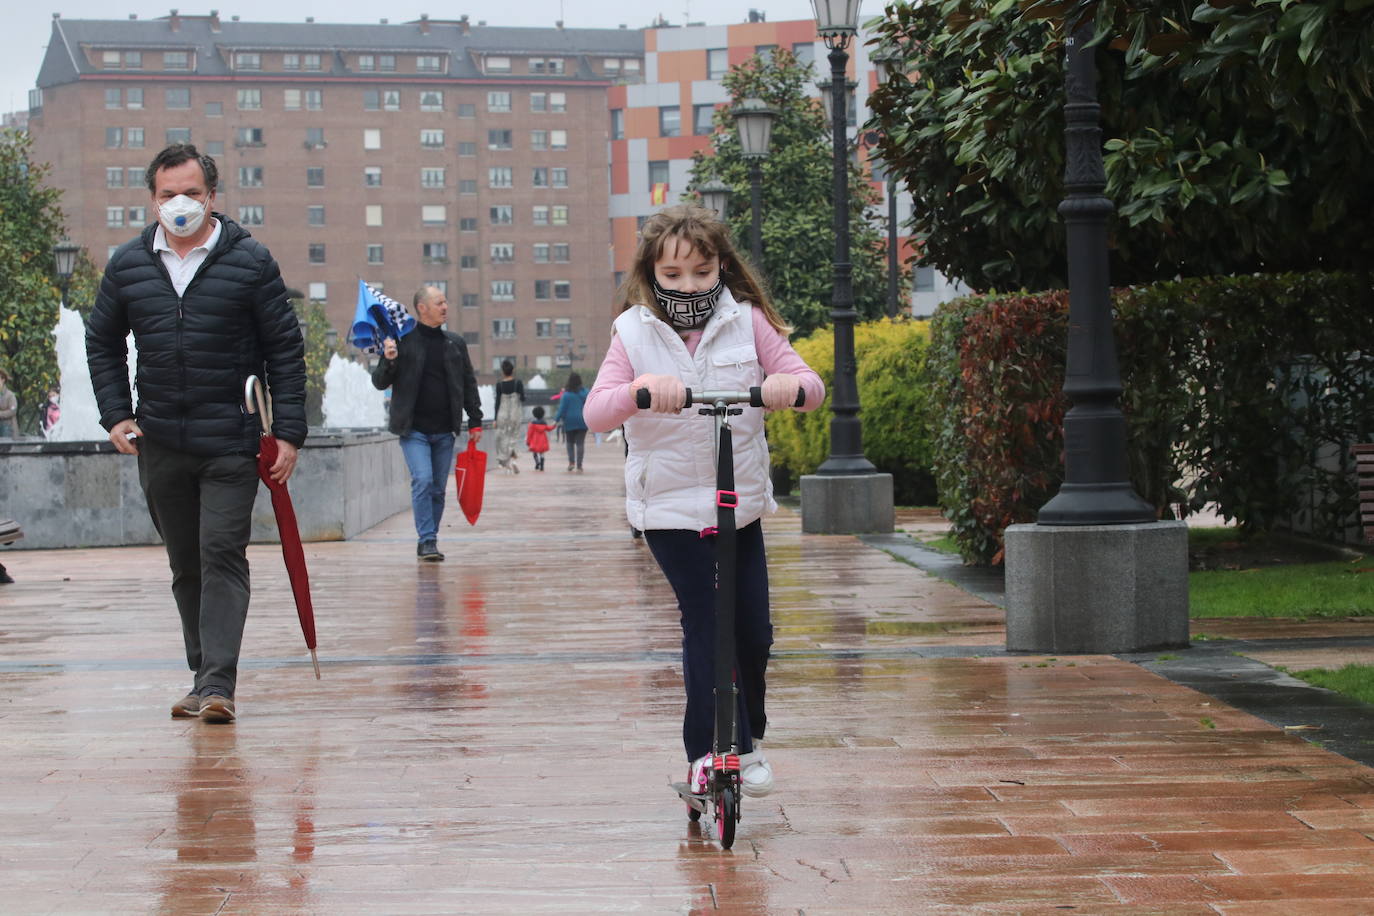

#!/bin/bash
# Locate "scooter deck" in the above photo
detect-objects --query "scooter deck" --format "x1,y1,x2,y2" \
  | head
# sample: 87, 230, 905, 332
671, 781, 707, 813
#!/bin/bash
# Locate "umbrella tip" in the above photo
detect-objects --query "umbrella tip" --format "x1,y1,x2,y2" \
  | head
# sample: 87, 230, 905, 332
311, 648, 321, 680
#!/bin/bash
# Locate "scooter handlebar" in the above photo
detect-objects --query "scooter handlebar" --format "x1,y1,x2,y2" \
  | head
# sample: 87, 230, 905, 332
634, 385, 804, 409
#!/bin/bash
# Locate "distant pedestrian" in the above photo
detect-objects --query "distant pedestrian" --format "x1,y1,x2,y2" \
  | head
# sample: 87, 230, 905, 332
39, 387, 60, 438
0, 369, 17, 438
525, 405, 557, 471
492, 359, 524, 474
554, 372, 589, 472
371, 285, 483, 562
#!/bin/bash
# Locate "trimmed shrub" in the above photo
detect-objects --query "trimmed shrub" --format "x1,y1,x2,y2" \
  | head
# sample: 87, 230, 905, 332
768, 318, 936, 506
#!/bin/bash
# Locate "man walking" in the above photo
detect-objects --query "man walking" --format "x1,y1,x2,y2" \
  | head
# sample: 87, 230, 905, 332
371, 286, 483, 561
87, 143, 306, 724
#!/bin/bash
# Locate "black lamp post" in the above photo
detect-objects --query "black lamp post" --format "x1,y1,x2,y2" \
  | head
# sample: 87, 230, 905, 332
813, 0, 875, 475
52, 238, 80, 305
731, 98, 776, 269
697, 179, 733, 221
1035, 25, 1154, 526
868, 45, 903, 318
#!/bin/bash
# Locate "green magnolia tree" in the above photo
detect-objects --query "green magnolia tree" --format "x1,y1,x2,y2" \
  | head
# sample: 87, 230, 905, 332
287, 289, 338, 428
688, 49, 895, 337
0, 129, 65, 434
866, 0, 1374, 292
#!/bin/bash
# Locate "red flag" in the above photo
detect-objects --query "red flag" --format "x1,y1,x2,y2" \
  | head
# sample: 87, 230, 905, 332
651, 182, 668, 205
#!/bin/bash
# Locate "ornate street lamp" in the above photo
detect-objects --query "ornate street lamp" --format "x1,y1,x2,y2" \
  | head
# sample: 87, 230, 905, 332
731, 98, 776, 268
52, 238, 80, 305
812, 0, 875, 476
696, 179, 733, 221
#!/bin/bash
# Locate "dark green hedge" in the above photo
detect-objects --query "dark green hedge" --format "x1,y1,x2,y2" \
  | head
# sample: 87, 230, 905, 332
928, 272, 1374, 564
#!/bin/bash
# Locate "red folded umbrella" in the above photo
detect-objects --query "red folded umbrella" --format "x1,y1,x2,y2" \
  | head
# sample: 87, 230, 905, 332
246, 376, 320, 679
454, 438, 486, 525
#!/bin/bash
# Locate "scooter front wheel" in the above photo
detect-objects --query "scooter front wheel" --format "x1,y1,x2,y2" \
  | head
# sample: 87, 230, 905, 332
715, 785, 737, 849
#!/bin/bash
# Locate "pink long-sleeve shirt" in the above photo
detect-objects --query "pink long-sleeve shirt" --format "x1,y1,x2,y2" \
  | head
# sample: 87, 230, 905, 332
583, 306, 826, 432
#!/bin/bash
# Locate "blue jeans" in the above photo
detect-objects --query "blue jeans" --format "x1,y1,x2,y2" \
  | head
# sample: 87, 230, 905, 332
399, 430, 455, 544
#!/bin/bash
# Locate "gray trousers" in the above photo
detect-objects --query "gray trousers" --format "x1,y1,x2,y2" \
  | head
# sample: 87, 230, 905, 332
138, 437, 259, 696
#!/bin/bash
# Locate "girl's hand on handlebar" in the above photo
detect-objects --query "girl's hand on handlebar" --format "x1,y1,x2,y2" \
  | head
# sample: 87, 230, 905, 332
632, 374, 685, 413
761, 373, 802, 410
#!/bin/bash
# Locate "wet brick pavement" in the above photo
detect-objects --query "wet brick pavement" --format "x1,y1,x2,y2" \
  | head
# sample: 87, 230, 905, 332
3, 443, 1374, 913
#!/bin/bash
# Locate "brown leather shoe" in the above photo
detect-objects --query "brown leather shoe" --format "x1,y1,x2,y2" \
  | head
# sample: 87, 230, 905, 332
199, 694, 236, 724
171, 692, 200, 718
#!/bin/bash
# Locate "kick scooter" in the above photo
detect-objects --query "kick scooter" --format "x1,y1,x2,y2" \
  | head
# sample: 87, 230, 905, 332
637, 384, 804, 850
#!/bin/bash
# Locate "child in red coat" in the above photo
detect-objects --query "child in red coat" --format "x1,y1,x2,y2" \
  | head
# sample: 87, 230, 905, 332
526, 406, 557, 471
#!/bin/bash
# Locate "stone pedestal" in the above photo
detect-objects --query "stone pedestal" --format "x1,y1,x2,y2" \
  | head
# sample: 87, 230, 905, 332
1005, 521, 1189, 653
799, 473, 894, 534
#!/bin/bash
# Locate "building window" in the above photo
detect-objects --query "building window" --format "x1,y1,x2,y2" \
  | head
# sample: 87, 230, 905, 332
648, 160, 669, 191
427, 281, 448, 296
489, 205, 513, 226
378, 54, 396, 71
235, 127, 264, 147
458, 103, 476, 118
382, 90, 401, 111
234, 52, 261, 70
605, 58, 621, 75
531, 92, 546, 113
237, 89, 261, 110
792, 42, 816, 67
694, 104, 716, 136
307, 167, 324, 187
204, 100, 221, 117
459, 179, 477, 194
532, 167, 549, 188
305, 127, 326, 148
530, 130, 548, 152
420, 167, 445, 188
623, 59, 642, 74
127, 167, 143, 186
554, 280, 571, 300
367, 244, 384, 265
490, 243, 514, 263
659, 107, 680, 138
105, 206, 125, 228
308, 243, 325, 264
204, 141, 224, 156
105, 88, 121, 109
308, 282, 327, 302
487, 129, 512, 150
283, 53, 300, 70
530, 91, 566, 114
422, 242, 448, 263
165, 88, 190, 109
165, 127, 191, 145
127, 88, 144, 109
550, 129, 567, 150
303, 53, 322, 71
163, 51, 189, 70
707, 48, 728, 79
458, 141, 476, 157
307, 205, 325, 227
305, 89, 323, 110
462, 293, 479, 308
914, 265, 937, 292
485, 56, 511, 74
419, 90, 444, 112
355, 53, 374, 71
534, 280, 551, 300
532, 205, 549, 226
491, 282, 515, 302
238, 166, 264, 188
755, 45, 778, 64
460, 254, 478, 270
460, 217, 478, 231
551, 205, 569, 226
416, 55, 442, 73
487, 91, 512, 113
554, 319, 573, 338
238, 205, 264, 226
551, 167, 568, 188
128, 206, 146, 227
610, 109, 624, 141
488, 167, 512, 189
125, 128, 144, 149
530, 57, 565, 74
533, 244, 550, 263
553, 243, 570, 262
421, 205, 447, 225
365, 204, 383, 226
284, 89, 301, 110
535, 319, 552, 338
492, 318, 516, 339
364, 129, 382, 150
420, 129, 444, 149
105, 167, 124, 188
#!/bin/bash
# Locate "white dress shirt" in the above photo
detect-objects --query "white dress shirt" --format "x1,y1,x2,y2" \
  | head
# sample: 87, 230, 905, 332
153, 217, 222, 297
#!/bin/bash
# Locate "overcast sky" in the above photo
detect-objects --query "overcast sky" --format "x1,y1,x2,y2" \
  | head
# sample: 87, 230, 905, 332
4, 0, 829, 116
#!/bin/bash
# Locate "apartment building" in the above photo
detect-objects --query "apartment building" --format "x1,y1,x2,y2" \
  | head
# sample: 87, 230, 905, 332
28, 11, 643, 378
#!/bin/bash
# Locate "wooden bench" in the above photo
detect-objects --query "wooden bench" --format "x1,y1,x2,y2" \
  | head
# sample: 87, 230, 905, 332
1356, 445, 1374, 544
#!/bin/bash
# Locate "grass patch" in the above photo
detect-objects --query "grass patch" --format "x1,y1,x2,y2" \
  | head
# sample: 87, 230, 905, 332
1290, 664, 1374, 707
921, 535, 960, 555
1190, 560, 1374, 618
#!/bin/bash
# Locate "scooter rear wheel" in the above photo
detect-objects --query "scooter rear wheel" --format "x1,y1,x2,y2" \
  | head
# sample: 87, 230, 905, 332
716, 785, 737, 849
687, 804, 702, 822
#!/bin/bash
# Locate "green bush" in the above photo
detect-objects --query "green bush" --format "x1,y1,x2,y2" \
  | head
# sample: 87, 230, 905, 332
928, 271, 1374, 565
767, 318, 936, 506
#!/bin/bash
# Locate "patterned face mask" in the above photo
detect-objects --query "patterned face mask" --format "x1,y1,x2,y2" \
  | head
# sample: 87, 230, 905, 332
652, 276, 724, 330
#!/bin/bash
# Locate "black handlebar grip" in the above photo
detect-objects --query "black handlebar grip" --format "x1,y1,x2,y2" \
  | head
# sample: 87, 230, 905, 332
635, 388, 651, 409
683, 387, 692, 407
749, 386, 764, 408
794, 387, 806, 408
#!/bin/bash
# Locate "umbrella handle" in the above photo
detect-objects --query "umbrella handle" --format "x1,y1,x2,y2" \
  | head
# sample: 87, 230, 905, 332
244, 375, 272, 434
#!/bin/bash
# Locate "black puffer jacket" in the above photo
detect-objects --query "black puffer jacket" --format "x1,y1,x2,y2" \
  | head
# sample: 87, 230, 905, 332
371, 328, 483, 436
87, 216, 307, 456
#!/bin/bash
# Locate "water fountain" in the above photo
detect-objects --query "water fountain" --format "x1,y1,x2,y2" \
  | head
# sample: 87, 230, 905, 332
46, 305, 137, 442
321, 353, 387, 428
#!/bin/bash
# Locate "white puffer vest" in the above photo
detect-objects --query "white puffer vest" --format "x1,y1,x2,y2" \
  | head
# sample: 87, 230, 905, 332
618, 288, 775, 533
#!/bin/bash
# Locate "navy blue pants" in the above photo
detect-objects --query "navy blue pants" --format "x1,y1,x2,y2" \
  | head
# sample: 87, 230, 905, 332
646, 521, 773, 761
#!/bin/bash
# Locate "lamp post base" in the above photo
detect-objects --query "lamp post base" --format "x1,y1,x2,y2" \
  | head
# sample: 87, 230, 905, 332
800, 472, 894, 534
1004, 521, 1189, 654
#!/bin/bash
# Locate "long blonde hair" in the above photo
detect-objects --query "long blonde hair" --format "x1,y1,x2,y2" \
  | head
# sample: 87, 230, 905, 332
616, 205, 790, 335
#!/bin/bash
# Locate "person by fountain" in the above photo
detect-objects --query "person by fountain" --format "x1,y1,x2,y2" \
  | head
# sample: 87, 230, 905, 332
0, 369, 17, 438
371, 285, 483, 562
86, 142, 307, 725
491, 359, 524, 473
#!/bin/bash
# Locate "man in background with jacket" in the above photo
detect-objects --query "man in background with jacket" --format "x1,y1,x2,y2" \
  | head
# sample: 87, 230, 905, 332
87, 143, 306, 724
371, 286, 482, 562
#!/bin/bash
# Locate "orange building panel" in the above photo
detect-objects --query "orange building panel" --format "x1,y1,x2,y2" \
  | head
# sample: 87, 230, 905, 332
608, 84, 628, 109
610, 146, 630, 195
668, 135, 712, 160
626, 106, 660, 139
613, 217, 642, 272
656, 49, 707, 83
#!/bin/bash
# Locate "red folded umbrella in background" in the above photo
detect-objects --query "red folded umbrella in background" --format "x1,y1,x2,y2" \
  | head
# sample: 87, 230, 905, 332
246, 376, 321, 679
454, 438, 486, 525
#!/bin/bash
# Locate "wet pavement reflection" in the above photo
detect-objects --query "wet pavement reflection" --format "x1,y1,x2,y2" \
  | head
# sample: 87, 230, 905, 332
3, 446, 1374, 911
